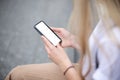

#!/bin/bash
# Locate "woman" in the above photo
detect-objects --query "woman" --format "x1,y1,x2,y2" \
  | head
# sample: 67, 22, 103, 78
5, 0, 120, 80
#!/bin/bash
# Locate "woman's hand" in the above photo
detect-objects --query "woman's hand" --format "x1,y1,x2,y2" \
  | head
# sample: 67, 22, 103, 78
51, 28, 79, 49
41, 36, 72, 72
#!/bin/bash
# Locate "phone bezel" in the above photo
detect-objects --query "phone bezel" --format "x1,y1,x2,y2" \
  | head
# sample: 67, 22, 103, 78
34, 20, 62, 45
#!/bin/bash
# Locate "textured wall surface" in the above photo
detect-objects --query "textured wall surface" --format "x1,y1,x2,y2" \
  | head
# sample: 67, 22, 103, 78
0, 0, 76, 79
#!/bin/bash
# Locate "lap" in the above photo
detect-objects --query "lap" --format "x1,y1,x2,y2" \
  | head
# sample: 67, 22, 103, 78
5, 63, 80, 80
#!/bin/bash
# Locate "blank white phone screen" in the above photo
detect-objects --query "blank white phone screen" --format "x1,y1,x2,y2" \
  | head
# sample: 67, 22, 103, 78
35, 22, 61, 46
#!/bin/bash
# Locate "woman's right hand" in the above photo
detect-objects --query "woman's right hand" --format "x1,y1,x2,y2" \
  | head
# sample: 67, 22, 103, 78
52, 27, 80, 49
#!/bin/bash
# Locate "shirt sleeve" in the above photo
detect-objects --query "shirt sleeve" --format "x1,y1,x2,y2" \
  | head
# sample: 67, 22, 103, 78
92, 37, 120, 80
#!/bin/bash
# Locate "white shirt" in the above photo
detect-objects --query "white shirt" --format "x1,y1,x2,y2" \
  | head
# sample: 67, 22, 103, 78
84, 19, 120, 80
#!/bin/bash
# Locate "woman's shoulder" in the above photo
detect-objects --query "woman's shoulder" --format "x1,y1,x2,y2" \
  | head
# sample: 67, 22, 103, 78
89, 18, 120, 54
92, 18, 120, 43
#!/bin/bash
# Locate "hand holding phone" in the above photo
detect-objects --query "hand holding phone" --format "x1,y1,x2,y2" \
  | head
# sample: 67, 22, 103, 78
34, 21, 62, 46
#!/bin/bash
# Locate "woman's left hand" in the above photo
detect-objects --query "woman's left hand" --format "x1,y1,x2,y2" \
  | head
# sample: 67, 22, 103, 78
41, 36, 72, 72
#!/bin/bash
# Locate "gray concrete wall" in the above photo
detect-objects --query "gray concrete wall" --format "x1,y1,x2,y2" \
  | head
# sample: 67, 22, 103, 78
0, 0, 74, 79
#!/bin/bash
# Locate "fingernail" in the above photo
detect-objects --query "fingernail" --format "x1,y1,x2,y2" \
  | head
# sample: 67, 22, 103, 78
41, 36, 44, 40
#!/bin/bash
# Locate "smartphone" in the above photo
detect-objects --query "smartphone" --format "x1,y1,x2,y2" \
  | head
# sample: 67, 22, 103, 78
34, 21, 62, 46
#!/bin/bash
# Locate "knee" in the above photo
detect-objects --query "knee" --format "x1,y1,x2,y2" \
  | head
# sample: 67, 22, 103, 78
6, 66, 25, 80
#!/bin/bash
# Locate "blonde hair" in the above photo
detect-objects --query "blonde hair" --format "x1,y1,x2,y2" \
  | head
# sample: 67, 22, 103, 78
68, 0, 120, 79
96, 0, 120, 27
96, 0, 120, 47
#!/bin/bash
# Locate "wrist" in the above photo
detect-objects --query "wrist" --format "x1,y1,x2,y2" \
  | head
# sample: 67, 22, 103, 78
73, 43, 80, 49
70, 35, 78, 48
63, 65, 75, 75
70, 35, 81, 50
72, 41, 81, 51
59, 59, 72, 72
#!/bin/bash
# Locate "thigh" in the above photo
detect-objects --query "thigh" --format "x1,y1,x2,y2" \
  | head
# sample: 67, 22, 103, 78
5, 63, 65, 80
22, 63, 66, 80
5, 63, 80, 80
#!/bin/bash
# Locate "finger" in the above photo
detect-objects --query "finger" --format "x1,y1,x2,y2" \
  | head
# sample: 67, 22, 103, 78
47, 55, 50, 58
51, 28, 65, 38
41, 36, 54, 50
51, 27, 63, 33
45, 45, 51, 59
45, 45, 50, 53
41, 36, 50, 46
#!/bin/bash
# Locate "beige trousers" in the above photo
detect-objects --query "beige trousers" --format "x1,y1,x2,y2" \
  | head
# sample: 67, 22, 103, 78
5, 63, 80, 80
